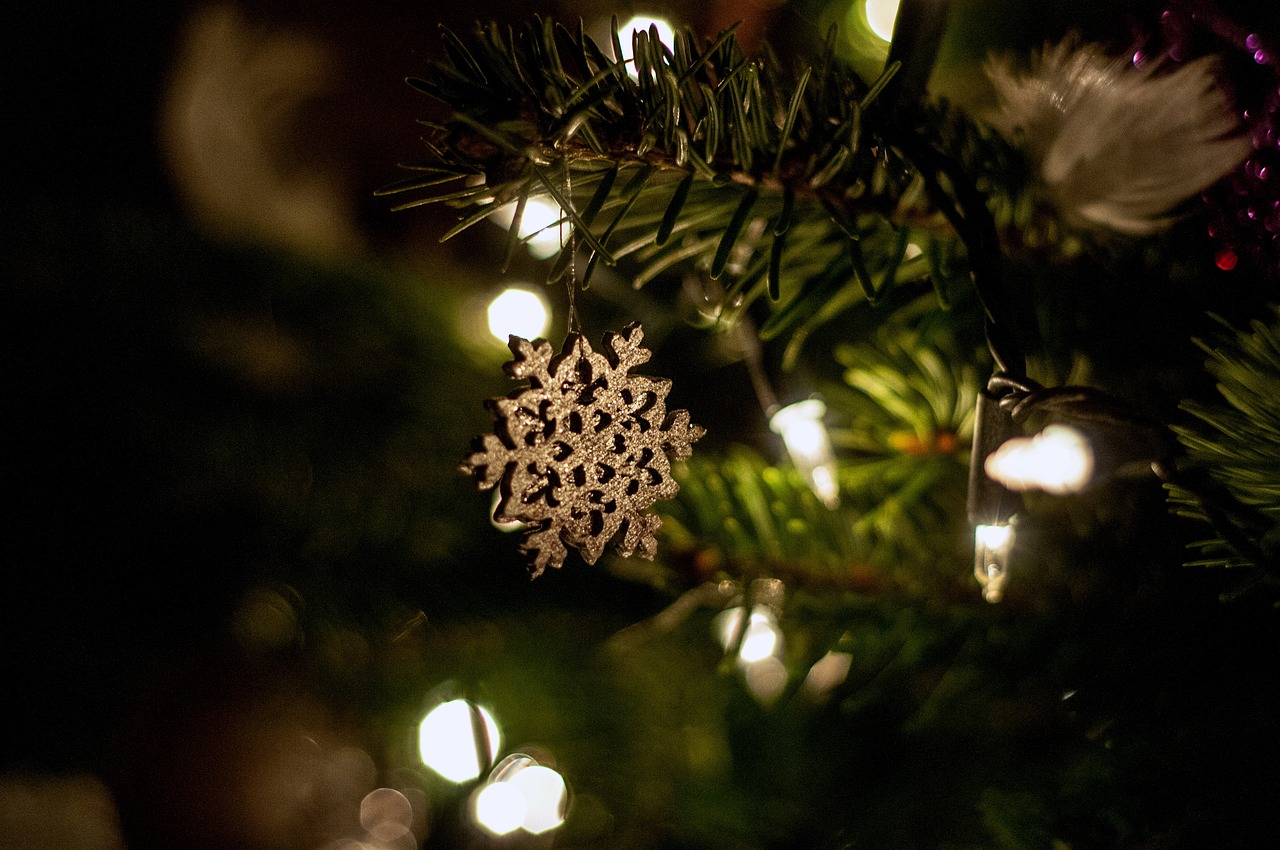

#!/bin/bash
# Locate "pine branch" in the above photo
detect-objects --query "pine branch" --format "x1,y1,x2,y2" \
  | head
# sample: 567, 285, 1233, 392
1167, 306, 1280, 593
829, 313, 982, 454
656, 438, 969, 596
386, 17, 1036, 350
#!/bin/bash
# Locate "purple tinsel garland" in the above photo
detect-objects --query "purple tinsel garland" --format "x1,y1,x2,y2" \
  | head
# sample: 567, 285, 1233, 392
1141, 0, 1280, 276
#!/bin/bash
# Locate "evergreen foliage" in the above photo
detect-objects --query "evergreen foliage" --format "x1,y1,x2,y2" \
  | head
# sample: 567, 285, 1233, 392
1169, 306, 1280, 594
383, 15, 1042, 358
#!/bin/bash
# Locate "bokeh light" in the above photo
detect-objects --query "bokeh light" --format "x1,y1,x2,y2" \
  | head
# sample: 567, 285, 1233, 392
974, 523, 1015, 603
984, 424, 1094, 495
473, 781, 526, 836
359, 788, 415, 845
480, 755, 570, 836
864, 0, 902, 42
509, 765, 569, 834
802, 650, 853, 699
616, 15, 676, 77
486, 288, 550, 343
487, 196, 567, 259
418, 700, 501, 783
715, 605, 784, 666
769, 399, 840, 509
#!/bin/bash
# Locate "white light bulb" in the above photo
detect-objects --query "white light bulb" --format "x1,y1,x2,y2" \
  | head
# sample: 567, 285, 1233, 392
770, 399, 840, 509
714, 606, 782, 664
418, 699, 501, 783
739, 609, 780, 663
974, 523, 1013, 551
974, 523, 1015, 603
487, 196, 567, 259
509, 765, 568, 834
742, 655, 788, 705
802, 651, 853, 699
864, 0, 902, 42
487, 288, 550, 343
490, 489, 525, 532
985, 424, 1094, 495
473, 781, 527, 836
617, 16, 676, 78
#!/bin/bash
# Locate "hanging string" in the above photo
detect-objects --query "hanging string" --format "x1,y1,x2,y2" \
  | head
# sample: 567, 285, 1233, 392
561, 160, 582, 337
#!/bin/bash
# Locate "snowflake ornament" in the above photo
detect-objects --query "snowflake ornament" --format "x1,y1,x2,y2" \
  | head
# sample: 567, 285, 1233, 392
462, 323, 705, 576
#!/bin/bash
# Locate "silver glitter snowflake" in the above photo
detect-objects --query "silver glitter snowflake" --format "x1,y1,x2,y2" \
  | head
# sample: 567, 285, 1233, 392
462, 323, 705, 576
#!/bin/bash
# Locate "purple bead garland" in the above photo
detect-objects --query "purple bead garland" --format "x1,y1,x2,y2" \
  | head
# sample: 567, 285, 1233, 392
1145, 0, 1280, 278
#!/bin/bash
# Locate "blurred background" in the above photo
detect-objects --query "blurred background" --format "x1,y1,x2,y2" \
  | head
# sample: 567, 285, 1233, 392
4, 1, 1280, 849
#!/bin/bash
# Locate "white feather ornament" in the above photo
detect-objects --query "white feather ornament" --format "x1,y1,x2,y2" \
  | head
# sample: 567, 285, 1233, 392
985, 39, 1250, 236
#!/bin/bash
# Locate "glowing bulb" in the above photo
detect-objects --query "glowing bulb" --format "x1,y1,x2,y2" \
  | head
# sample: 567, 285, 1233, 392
802, 651, 853, 699
974, 523, 1015, 603
487, 288, 549, 343
418, 699, 501, 783
617, 15, 676, 77
715, 606, 782, 663
487, 196, 567, 259
490, 489, 525, 532
864, 0, 901, 42
742, 655, 788, 704
359, 788, 414, 844
473, 781, 527, 835
770, 399, 840, 509
984, 424, 1094, 495
739, 609, 780, 662
509, 765, 568, 834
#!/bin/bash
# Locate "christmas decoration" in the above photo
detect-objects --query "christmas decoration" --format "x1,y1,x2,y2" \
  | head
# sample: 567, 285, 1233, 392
1149, 0, 1280, 279
462, 323, 704, 576
17, 1, 1280, 848
985, 38, 1249, 235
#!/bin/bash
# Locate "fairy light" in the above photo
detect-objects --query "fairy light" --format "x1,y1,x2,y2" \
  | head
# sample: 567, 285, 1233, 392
973, 522, 1015, 603
713, 590, 788, 703
864, 0, 902, 42
487, 196, 567, 259
984, 424, 1094, 495
801, 650, 853, 700
715, 604, 783, 662
617, 15, 676, 77
487, 288, 550, 343
473, 781, 526, 835
508, 765, 568, 834
490, 490, 526, 532
418, 699, 501, 783
474, 755, 570, 836
769, 399, 840, 509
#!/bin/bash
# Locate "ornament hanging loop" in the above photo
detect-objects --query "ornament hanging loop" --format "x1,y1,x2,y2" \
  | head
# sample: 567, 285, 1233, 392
560, 159, 581, 337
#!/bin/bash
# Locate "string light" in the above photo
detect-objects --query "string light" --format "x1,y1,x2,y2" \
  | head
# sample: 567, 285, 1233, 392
507, 764, 569, 834
616, 15, 676, 78
984, 424, 1094, 495
487, 196, 567, 259
473, 781, 526, 836
973, 522, 1015, 603
472, 755, 569, 836
801, 650, 853, 700
864, 0, 902, 42
486, 288, 550, 343
417, 699, 501, 783
769, 399, 840, 509
713, 579, 788, 704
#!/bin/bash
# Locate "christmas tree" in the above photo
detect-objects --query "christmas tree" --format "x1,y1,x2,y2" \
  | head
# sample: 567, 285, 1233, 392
5, 0, 1280, 848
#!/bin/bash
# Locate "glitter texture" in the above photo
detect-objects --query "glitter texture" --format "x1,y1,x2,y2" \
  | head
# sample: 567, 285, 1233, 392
462, 323, 704, 576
